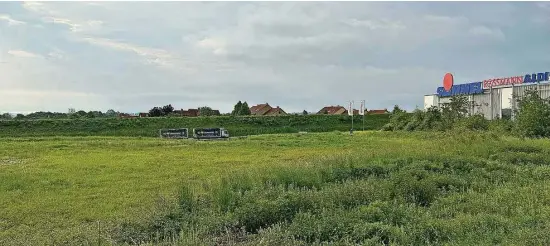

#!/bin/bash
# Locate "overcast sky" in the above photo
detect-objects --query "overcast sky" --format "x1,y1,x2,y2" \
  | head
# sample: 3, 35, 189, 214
1, 2, 549, 114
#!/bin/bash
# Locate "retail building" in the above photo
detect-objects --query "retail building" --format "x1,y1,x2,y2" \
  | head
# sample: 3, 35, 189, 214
424, 71, 550, 119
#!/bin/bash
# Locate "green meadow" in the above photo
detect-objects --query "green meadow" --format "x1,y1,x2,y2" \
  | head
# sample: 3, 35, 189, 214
2, 131, 550, 245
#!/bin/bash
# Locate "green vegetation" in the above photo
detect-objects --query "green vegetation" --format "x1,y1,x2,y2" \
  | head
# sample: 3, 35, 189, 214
5, 90, 550, 245
0, 114, 389, 138
2, 131, 550, 245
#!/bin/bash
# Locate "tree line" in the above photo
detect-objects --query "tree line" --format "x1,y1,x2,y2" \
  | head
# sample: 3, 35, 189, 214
0, 109, 119, 120
2, 100, 320, 120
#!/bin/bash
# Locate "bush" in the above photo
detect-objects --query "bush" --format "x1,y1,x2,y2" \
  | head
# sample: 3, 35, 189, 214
454, 114, 489, 131
514, 89, 550, 138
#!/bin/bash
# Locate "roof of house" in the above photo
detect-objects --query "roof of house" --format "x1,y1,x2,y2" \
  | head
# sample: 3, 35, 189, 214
250, 103, 272, 114
368, 109, 389, 114
318, 106, 346, 114
265, 106, 286, 115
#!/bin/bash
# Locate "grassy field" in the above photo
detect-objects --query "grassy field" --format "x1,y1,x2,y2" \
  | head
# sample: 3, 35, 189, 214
2, 131, 550, 245
0, 114, 390, 138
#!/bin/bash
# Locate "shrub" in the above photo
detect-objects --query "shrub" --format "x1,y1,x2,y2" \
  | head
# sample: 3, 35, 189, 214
514, 89, 550, 138
454, 114, 489, 131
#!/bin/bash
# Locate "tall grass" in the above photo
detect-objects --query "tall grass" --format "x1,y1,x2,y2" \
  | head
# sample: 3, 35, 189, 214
104, 131, 550, 245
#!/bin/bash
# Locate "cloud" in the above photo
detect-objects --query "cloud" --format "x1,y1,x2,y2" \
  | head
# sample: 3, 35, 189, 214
468, 25, 505, 41
0, 14, 26, 26
342, 18, 406, 30
1, 2, 548, 114
79, 37, 175, 67
42, 17, 103, 32
7, 50, 41, 58
197, 37, 227, 55
423, 15, 468, 24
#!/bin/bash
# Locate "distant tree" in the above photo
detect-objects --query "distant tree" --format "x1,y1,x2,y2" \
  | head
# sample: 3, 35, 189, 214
105, 109, 117, 118
302, 110, 308, 115
86, 111, 103, 118
392, 105, 405, 114
14, 114, 25, 120
240, 102, 251, 115
162, 104, 174, 115
74, 110, 87, 118
232, 101, 243, 116
0, 113, 12, 120
149, 107, 163, 117
198, 106, 214, 116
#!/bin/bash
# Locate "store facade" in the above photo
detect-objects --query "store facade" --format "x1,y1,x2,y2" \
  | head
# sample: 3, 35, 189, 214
424, 71, 550, 120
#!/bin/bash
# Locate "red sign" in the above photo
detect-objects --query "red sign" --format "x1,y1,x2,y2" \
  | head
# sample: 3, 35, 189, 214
483, 76, 524, 89
443, 73, 454, 92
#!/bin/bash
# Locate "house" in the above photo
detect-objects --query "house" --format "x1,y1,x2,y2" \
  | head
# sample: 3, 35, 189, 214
249, 103, 287, 116
264, 106, 287, 116
317, 106, 347, 115
173, 108, 221, 117
118, 113, 138, 118
367, 109, 389, 115
138, 112, 149, 117
250, 103, 273, 116
173, 108, 200, 117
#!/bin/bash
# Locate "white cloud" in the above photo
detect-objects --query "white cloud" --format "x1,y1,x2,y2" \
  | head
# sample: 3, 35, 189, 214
47, 48, 65, 60
41, 16, 103, 33
342, 18, 406, 30
468, 25, 505, 41
423, 15, 468, 24
197, 38, 227, 55
22, 2, 54, 16
7, 50, 41, 58
79, 37, 178, 68
0, 14, 26, 26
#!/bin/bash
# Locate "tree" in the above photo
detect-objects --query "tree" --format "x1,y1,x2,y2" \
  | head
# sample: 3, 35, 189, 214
441, 95, 469, 125
14, 114, 25, 120
302, 110, 308, 115
232, 101, 243, 115
105, 109, 117, 118
86, 111, 103, 118
162, 104, 174, 115
149, 107, 163, 117
0, 113, 12, 120
514, 89, 550, 138
240, 101, 251, 115
198, 106, 214, 116
392, 105, 405, 114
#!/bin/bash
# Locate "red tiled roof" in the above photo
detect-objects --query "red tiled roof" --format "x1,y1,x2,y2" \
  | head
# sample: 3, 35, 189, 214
368, 109, 389, 114
250, 103, 270, 113
265, 106, 286, 115
318, 106, 346, 114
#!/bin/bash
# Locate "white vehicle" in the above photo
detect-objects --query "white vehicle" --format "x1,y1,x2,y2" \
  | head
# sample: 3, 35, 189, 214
159, 128, 189, 139
192, 128, 229, 139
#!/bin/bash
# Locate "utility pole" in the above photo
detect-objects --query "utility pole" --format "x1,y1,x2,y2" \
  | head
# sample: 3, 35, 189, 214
349, 100, 354, 135
361, 100, 365, 131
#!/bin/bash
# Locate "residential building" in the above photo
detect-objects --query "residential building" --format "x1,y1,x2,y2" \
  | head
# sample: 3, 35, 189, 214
264, 106, 287, 116
250, 103, 273, 116
249, 103, 287, 116
317, 106, 347, 115
367, 109, 389, 115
